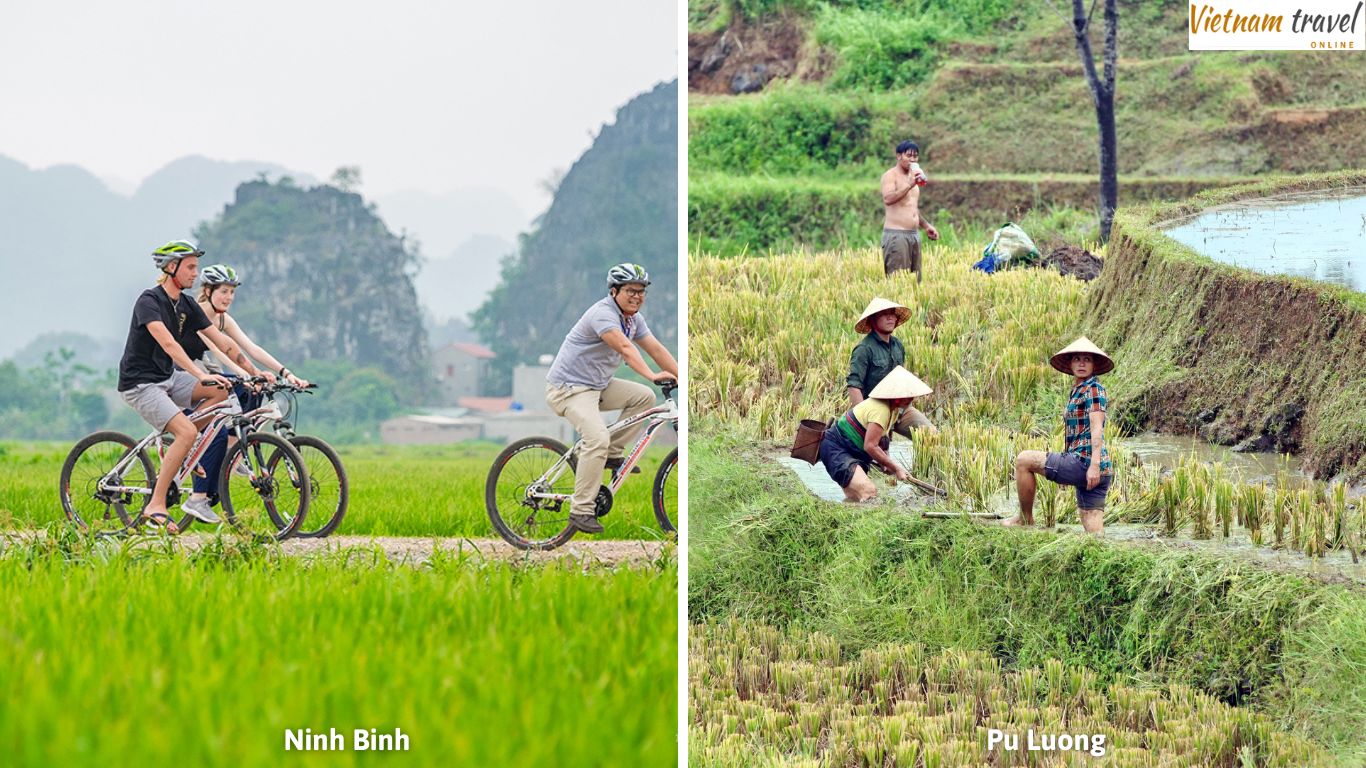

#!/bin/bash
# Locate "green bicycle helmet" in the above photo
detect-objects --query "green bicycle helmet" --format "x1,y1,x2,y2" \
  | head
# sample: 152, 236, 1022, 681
607, 263, 651, 289
201, 264, 241, 287
151, 239, 205, 269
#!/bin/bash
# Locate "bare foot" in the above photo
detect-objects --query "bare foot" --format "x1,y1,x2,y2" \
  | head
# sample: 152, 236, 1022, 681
1000, 516, 1034, 527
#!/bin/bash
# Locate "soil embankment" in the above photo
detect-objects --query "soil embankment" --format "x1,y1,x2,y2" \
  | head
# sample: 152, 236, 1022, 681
1085, 172, 1366, 481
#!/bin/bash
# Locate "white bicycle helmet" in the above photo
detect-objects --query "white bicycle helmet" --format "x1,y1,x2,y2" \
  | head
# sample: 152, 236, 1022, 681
201, 264, 241, 287
607, 263, 651, 289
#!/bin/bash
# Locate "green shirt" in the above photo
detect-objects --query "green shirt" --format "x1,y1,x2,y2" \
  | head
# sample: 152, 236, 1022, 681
846, 333, 905, 399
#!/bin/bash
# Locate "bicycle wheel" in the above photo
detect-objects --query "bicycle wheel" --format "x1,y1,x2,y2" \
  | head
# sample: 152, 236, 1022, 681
485, 437, 578, 550
59, 431, 153, 535
220, 432, 310, 541
281, 435, 348, 538
652, 448, 677, 533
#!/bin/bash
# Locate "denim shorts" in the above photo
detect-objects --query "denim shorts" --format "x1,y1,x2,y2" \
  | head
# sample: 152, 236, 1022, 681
1045, 451, 1112, 510
818, 428, 870, 489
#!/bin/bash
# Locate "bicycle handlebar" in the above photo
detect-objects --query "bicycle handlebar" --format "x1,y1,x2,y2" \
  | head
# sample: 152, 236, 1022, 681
656, 378, 678, 398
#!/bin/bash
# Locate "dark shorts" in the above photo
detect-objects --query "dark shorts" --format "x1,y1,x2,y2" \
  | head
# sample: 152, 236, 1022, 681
819, 428, 871, 489
1044, 452, 1113, 510
881, 228, 922, 276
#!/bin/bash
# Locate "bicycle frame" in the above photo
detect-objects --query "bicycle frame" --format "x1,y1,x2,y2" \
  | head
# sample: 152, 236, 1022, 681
95, 392, 282, 499
528, 394, 680, 503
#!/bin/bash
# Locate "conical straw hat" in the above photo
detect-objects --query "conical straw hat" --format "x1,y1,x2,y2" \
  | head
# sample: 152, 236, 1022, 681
868, 366, 933, 400
1049, 336, 1114, 375
854, 297, 912, 334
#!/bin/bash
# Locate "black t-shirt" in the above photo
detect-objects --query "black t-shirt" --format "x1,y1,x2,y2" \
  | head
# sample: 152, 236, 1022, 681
117, 286, 212, 391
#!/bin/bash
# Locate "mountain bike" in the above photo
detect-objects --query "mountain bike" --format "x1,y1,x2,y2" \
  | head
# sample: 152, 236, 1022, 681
485, 378, 679, 550
59, 382, 312, 540
247, 379, 349, 538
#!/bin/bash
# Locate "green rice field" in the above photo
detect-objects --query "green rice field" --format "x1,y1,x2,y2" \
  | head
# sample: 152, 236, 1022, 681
0, 535, 677, 767
0, 441, 676, 541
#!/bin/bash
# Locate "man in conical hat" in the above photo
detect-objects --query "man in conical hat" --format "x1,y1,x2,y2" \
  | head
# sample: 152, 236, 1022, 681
847, 297, 937, 438
1004, 337, 1115, 534
820, 366, 933, 503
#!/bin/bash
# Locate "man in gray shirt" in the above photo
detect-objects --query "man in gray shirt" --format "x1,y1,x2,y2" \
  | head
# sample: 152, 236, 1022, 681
546, 263, 679, 534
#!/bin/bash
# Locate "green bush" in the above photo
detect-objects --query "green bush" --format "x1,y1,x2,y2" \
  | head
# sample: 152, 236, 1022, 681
815, 7, 953, 89
689, 87, 909, 175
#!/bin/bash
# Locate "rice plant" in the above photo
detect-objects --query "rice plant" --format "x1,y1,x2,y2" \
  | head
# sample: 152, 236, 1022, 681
691, 619, 1330, 767
690, 247, 1366, 559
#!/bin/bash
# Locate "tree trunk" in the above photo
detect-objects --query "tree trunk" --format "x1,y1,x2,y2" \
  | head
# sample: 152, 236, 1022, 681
1070, 0, 1119, 242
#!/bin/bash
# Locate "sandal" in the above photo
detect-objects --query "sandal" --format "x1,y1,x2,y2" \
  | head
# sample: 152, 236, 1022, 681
142, 511, 180, 535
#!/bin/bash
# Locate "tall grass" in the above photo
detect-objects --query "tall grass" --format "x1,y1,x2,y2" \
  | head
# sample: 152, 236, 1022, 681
0, 539, 677, 767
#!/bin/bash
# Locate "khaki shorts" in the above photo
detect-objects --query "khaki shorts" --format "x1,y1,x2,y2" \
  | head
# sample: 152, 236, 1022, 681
881, 228, 922, 276
120, 370, 199, 431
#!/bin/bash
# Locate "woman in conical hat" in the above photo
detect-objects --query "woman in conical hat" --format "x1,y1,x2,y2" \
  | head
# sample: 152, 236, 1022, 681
819, 366, 933, 503
1005, 337, 1115, 534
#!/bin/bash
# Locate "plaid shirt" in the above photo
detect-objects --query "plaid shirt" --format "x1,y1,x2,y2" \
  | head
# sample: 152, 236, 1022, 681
1064, 376, 1112, 476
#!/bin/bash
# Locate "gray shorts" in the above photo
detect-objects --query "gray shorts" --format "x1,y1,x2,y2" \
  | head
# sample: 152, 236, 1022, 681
1045, 451, 1112, 510
881, 228, 922, 276
120, 370, 200, 431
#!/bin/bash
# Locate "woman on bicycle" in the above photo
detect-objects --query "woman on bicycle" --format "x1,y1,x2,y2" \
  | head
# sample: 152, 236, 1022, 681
818, 365, 932, 503
176, 264, 310, 521
189, 265, 310, 389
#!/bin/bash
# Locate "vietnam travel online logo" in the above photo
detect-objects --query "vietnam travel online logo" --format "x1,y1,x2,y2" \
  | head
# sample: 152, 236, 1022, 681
1189, 0, 1364, 49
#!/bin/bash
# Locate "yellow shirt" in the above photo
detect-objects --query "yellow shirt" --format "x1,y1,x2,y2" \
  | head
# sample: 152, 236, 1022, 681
852, 398, 896, 433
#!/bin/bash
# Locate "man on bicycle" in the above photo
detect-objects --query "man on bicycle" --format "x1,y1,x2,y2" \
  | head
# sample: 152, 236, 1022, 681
545, 263, 678, 534
116, 240, 238, 533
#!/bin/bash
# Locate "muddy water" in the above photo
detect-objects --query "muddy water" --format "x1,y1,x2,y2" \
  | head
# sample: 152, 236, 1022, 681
1160, 188, 1366, 292
1123, 432, 1310, 485
776, 442, 920, 503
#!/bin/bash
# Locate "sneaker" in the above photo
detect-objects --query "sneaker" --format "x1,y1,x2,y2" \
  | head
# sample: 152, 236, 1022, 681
181, 496, 221, 524
568, 513, 604, 534
604, 457, 641, 475
232, 460, 252, 478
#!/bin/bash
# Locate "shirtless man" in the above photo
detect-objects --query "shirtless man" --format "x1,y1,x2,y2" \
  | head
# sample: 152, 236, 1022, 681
880, 140, 939, 280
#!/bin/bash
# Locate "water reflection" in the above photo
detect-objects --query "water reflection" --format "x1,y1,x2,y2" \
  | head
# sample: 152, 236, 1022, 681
1161, 188, 1366, 292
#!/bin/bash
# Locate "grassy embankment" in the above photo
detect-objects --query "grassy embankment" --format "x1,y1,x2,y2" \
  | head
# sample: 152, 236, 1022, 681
0, 441, 675, 540
1084, 170, 1366, 482
0, 534, 676, 767
690, 434, 1365, 763
688, 0, 1366, 254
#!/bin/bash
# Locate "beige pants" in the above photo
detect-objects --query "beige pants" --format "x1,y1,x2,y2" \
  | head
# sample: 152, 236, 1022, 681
546, 379, 657, 517
892, 406, 934, 439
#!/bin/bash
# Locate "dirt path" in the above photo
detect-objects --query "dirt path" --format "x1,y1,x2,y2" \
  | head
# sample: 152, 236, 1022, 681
3, 529, 672, 568
263, 535, 671, 567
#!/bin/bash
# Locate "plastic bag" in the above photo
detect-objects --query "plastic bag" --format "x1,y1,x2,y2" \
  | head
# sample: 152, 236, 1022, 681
974, 223, 1040, 274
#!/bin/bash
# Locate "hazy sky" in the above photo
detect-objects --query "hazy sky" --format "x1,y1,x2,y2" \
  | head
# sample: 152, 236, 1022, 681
0, 0, 676, 218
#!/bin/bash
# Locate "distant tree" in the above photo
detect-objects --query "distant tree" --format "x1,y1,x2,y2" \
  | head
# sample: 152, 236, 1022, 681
71, 391, 108, 433
331, 166, 363, 192
1049, 0, 1119, 241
